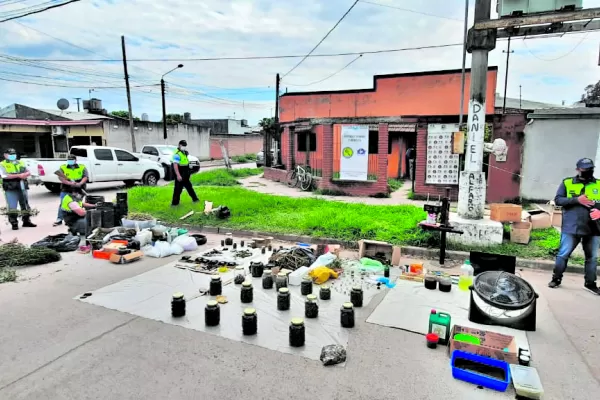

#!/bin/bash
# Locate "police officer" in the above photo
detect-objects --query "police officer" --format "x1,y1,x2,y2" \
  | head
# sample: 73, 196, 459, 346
0, 148, 36, 230
53, 154, 88, 226
171, 140, 199, 206
60, 187, 95, 235
549, 158, 600, 295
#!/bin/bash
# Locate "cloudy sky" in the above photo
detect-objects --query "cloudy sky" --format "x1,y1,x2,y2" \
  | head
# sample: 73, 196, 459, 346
1, 0, 600, 124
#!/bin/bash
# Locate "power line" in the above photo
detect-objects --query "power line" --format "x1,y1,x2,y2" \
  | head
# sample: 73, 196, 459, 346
521, 33, 589, 61
0, 76, 157, 89
0, 0, 80, 23
281, 0, 359, 78
359, 0, 464, 22
286, 54, 363, 87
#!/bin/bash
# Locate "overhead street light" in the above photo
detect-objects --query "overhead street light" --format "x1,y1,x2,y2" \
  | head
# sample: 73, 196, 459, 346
161, 64, 184, 140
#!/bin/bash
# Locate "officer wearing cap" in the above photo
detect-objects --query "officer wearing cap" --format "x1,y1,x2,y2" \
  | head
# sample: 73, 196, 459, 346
0, 148, 36, 230
53, 154, 88, 226
171, 140, 199, 206
549, 158, 600, 295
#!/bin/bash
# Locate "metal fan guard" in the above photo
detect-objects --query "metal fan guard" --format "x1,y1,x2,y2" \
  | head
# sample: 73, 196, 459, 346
472, 270, 536, 311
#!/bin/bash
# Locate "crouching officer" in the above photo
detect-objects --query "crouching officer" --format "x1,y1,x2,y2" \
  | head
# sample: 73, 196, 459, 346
60, 188, 95, 235
0, 148, 36, 230
549, 158, 600, 295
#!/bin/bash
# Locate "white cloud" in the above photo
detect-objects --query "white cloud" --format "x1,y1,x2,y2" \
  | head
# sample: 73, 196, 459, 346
1, 0, 600, 124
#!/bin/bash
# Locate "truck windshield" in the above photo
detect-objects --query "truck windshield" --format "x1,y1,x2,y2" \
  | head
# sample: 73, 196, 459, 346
157, 146, 177, 155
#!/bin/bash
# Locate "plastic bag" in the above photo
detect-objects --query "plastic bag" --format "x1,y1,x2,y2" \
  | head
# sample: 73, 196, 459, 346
320, 345, 346, 366
169, 243, 184, 255
134, 230, 153, 247
308, 252, 337, 271
309, 266, 339, 285
143, 241, 174, 258
172, 235, 198, 252
31, 234, 80, 252
121, 218, 157, 230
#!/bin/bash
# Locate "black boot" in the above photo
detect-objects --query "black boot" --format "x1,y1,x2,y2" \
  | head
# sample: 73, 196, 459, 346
9, 216, 18, 230
22, 217, 36, 228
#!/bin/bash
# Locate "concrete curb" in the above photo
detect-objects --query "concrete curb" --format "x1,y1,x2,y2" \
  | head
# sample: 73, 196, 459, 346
170, 224, 590, 274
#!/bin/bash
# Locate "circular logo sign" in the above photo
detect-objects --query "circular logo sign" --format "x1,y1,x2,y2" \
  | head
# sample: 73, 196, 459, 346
342, 147, 354, 158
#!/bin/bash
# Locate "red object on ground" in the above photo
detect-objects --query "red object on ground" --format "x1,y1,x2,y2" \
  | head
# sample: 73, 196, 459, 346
426, 333, 439, 349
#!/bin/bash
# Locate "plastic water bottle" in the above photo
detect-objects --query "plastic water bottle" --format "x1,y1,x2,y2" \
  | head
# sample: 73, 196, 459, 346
458, 260, 474, 291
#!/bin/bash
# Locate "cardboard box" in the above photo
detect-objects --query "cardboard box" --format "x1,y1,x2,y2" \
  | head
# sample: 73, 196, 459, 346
527, 209, 552, 230
109, 250, 143, 264
448, 325, 518, 365
511, 221, 532, 244
490, 204, 523, 223
358, 239, 401, 266
552, 208, 562, 227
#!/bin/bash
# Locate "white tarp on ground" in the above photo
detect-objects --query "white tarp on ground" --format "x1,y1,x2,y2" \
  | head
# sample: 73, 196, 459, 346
366, 279, 531, 351
77, 247, 383, 361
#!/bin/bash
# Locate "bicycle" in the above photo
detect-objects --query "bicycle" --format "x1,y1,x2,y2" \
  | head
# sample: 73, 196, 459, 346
286, 165, 313, 191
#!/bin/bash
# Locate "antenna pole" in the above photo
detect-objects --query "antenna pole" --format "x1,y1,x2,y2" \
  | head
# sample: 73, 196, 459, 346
121, 35, 137, 152
73, 97, 81, 112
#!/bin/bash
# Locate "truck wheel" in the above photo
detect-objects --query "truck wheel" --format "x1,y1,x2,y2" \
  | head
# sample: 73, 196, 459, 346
123, 180, 136, 188
44, 183, 61, 193
142, 171, 159, 186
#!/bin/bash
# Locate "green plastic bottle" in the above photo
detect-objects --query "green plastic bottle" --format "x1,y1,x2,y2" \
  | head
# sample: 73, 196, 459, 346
428, 309, 451, 345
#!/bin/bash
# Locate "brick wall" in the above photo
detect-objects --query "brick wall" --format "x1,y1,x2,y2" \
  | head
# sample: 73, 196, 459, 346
209, 134, 263, 159
264, 167, 287, 182
414, 124, 459, 200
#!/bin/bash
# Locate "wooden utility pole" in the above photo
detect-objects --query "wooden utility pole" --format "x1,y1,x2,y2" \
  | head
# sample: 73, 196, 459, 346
73, 97, 81, 112
121, 35, 137, 152
275, 73, 281, 165
502, 37, 514, 113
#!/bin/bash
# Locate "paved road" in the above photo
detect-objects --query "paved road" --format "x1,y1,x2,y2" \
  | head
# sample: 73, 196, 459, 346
0, 162, 257, 245
0, 233, 598, 399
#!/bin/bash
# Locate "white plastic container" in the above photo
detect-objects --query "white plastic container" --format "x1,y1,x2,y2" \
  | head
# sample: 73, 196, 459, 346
288, 266, 309, 286
509, 365, 544, 400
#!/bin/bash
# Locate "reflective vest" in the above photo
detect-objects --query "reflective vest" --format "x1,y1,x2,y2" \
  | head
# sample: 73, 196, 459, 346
61, 194, 83, 212
174, 150, 189, 167
60, 164, 86, 181
563, 178, 600, 201
1, 160, 26, 191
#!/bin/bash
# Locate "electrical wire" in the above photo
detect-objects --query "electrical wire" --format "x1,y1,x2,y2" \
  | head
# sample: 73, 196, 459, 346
281, 0, 359, 78
0, 0, 80, 23
285, 54, 363, 87
0, 76, 157, 89
359, 0, 464, 23
521, 33, 589, 61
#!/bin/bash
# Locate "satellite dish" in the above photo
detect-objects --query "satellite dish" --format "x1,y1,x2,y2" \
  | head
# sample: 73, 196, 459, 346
57, 98, 70, 111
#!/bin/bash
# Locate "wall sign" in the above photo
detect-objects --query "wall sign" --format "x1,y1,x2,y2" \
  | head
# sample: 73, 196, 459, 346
340, 125, 369, 181
426, 124, 460, 185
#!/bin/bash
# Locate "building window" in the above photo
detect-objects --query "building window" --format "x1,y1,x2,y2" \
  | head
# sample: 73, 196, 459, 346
297, 132, 316, 152
54, 136, 68, 153
368, 131, 379, 154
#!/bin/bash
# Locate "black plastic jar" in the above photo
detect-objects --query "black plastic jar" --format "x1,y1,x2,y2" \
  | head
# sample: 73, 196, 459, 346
319, 285, 331, 300
277, 287, 291, 311
251, 262, 264, 278
209, 276, 222, 296
241, 281, 254, 303
262, 270, 274, 289
341, 302, 355, 328
301, 277, 313, 296
305, 294, 319, 319
275, 272, 288, 290
242, 308, 257, 335
171, 292, 186, 317
350, 286, 364, 308
384, 265, 390, 278
289, 318, 305, 347
205, 300, 220, 326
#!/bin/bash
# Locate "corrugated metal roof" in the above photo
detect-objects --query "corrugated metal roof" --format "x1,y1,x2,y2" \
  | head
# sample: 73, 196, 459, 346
39, 109, 112, 120
495, 94, 559, 110
0, 118, 104, 126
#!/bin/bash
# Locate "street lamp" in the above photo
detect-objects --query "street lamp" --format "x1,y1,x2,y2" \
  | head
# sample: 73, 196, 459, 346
161, 64, 184, 140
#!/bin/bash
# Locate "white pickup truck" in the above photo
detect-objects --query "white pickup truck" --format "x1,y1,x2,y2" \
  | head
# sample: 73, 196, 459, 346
137, 144, 200, 181
25, 145, 165, 193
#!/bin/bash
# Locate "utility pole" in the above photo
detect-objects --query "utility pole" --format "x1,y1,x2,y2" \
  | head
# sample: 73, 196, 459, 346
502, 37, 514, 113
121, 35, 137, 152
73, 97, 81, 112
161, 78, 167, 140
274, 73, 281, 165
519, 85, 522, 109
457, 0, 496, 222
458, 0, 470, 128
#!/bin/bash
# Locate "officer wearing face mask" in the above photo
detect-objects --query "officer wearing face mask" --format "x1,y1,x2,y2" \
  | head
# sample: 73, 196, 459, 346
549, 158, 600, 295
53, 154, 88, 226
0, 148, 36, 230
171, 140, 199, 206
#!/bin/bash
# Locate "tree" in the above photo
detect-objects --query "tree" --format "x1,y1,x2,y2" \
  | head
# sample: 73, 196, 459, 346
164, 113, 183, 124
258, 117, 275, 131
581, 81, 600, 106
110, 110, 140, 121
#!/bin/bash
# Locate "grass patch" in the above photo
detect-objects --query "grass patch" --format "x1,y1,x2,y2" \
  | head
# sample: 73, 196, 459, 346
230, 153, 258, 163
387, 179, 404, 192
407, 190, 415, 200
129, 186, 568, 262
188, 168, 263, 187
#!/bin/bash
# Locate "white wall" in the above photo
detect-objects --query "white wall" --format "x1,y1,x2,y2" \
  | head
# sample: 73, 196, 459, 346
227, 119, 250, 135
521, 118, 600, 200
104, 121, 210, 160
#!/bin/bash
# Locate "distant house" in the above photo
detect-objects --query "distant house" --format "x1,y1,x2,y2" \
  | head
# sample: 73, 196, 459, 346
494, 94, 559, 112
187, 116, 252, 135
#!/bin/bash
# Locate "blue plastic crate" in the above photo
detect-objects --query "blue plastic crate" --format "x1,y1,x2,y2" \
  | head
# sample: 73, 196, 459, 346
451, 350, 511, 392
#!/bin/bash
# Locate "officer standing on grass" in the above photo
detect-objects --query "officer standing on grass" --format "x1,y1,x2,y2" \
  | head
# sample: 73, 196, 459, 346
53, 154, 88, 226
0, 148, 36, 230
171, 140, 199, 206
549, 158, 600, 295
